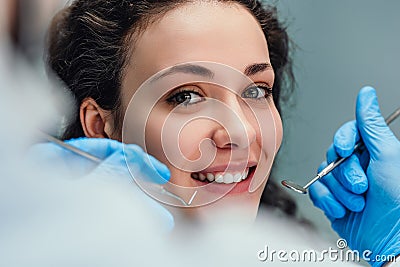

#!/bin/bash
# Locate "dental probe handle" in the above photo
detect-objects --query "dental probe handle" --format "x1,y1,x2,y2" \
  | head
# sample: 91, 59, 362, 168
303, 107, 400, 190
38, 131, 102, 163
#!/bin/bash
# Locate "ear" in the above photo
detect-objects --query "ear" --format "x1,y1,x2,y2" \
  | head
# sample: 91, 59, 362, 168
80, 98, 113, 138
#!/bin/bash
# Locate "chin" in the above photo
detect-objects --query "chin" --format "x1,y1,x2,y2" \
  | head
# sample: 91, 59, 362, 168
166, 186, 264, 227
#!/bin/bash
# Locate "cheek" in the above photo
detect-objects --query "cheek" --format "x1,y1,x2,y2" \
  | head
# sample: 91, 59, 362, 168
144, 111, 214, 170
250, 104, 282, 192
273, 108, 283, 152
168, 119, 216, 172
143, 111, 166, 162
178, 121, 207, 161
261, 104, 283, 154
252, 107, 282, 155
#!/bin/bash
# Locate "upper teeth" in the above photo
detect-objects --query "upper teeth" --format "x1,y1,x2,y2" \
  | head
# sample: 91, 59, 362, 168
191, 169, 249, 184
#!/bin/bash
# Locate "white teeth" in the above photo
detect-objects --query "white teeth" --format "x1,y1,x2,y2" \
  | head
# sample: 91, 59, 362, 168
191, 168, 252, 184
215, 174, 223, 183
234, 173, 242, 182
243, 169, 249, 180
207, 173, 215, 182
199, 173, 206, 181
223, 173, 234, 184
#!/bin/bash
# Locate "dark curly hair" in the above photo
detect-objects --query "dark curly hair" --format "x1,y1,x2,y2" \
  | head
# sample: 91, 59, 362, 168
47, 0, 297, 217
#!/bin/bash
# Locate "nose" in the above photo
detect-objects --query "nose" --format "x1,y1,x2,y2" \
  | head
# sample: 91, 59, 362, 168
211, 100, 257, 150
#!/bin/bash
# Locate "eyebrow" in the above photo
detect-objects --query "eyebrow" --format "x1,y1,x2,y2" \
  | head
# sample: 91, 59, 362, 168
150, 62, 272, 83
244, 63, 272, 76
151, 63, 215, 82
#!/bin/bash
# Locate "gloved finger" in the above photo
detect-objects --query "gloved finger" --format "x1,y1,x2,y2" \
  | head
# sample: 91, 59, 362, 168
320, 171, 365, 212
65, 137, 123, 159
123, 144, 171, 184
356, 148, 370, 170
318, 161, 365, 210
309, 180, 346, 220
92, 145, 171, 183
356, 86, 399, 160
54, 137, 171, 184
333, 120, 360, 158
326, 146, 368, 194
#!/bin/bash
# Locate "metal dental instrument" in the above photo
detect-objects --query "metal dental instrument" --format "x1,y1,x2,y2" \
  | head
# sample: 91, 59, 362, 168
38, 131, 191, 206
281, 107, 400, 194
39, 132, 103, 163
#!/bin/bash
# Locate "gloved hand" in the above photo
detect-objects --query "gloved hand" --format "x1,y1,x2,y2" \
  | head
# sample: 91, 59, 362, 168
309, 86, 400, 266
26, 137, 174, 231
28, 137, 171, 184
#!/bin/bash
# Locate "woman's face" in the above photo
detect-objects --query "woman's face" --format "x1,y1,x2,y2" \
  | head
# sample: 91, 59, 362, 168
120, 1, 283, 222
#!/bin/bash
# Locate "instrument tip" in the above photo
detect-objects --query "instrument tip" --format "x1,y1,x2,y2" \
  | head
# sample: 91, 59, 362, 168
281, 180, 307, 194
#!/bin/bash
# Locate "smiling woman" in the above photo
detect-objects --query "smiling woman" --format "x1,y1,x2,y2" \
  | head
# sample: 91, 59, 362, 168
47, 0, 296, 223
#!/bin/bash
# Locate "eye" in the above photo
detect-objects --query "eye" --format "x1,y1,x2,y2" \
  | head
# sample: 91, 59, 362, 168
166, 87, 205, 106
241, 85, 272, 99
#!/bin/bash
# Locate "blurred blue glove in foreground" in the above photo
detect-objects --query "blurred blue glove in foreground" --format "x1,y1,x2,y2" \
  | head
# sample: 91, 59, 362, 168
309, 87, 400, 266
27, 137, 173, 230
28, 137, 171, 184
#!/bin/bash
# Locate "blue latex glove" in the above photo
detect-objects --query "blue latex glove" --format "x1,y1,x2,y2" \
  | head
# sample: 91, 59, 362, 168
27, 137, 174, 230
309, 86, 400, 266
28, 137, 171, 184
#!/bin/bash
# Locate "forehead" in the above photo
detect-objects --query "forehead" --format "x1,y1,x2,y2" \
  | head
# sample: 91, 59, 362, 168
122, 1, 271, 99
